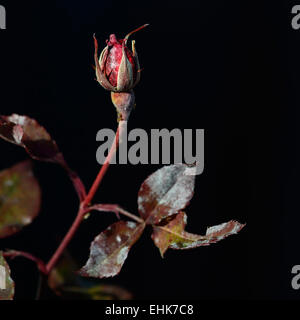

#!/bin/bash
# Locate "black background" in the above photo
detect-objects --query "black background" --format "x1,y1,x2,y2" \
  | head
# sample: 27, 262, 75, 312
0, 0, 299, 300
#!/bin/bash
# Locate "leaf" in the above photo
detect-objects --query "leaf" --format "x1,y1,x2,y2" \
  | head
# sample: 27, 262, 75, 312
152, 211, 245, 257
79, 221, 145, 279
48, 252, 132, 300
0, 114, 60, 162
48, 252, 78, 294
0, 114, 86, 201
138, 164, 196, 224
0, 161, 41, 238
0, 251, 15, 300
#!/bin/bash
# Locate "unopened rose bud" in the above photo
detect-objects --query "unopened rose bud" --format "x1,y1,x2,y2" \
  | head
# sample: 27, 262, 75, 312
93, 24, 148, 93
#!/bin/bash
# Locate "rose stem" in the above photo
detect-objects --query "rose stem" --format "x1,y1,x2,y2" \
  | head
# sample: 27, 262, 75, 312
87, 204, 144, 224
45, 122, 123, 274
3, 250, 47, 275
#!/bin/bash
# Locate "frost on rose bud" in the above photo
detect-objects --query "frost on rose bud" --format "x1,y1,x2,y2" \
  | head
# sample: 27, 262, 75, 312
93, 24, 148, 93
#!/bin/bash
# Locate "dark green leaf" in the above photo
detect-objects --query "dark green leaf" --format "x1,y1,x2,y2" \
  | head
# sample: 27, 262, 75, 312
0, 161, 41, 238
48, 252, 132, 300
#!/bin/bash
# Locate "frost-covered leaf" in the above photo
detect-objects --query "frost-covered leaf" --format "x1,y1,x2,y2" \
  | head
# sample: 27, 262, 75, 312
0, 251, 15, 300
79, 221, 145, 279
48, 252, 132, 300
138, 164, 195, 224
0, 114, 86, 201
0, 161, 41, 238
0, 114, 60, 161
152, 211, 245, 257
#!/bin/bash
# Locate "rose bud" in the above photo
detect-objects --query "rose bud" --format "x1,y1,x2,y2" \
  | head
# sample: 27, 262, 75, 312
93, 24, 148, 92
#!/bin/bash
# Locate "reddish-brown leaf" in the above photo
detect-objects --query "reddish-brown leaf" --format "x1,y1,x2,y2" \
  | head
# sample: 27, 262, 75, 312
152, 211, 245, 257
0, 161, 41, 238
0, 114, 86, 201
0, 114, 60, 161
0, 251, 15, 300
138, 164, 196, 224
79, 221, 145, 279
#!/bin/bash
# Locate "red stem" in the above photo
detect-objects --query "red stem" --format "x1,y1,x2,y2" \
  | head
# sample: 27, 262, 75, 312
45, 209, 85, 273
8, 122, 130, 275
45, 123, 123, 274
89, 204, 144, 223
82, 125, 121, 207
3, 250, 47, 275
